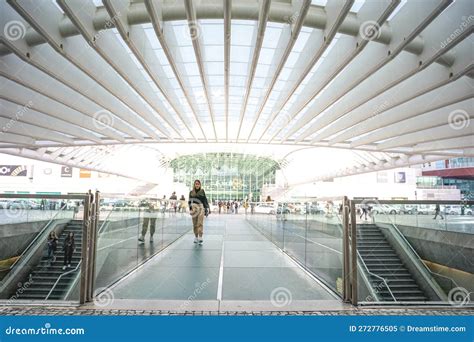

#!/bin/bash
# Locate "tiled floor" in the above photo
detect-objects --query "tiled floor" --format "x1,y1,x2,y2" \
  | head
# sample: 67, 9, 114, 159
109, 215, 336, 310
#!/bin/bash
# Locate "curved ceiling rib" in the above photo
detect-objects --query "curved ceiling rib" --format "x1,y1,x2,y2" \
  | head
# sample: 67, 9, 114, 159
0, 0, 471, 180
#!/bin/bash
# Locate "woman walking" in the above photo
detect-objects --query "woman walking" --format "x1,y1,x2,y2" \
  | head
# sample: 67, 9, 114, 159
62, 232, 75, 270
188, 179, 209, 245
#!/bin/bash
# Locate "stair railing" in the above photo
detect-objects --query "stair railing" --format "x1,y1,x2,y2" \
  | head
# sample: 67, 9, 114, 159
356, 250, 397, 302
334, 211, 396, 302
45, 260, 82, 300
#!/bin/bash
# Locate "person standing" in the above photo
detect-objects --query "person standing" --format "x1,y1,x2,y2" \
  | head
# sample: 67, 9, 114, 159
360, 203, 369, 220
47, 231, 58, 266
433, 204, 444, 220
139, 199, 157, 243
179, 195, 186, 213
188, 180, 209, 245
62, 232, 75, 270
243, 200, 249, 214
170, 192, 178, 213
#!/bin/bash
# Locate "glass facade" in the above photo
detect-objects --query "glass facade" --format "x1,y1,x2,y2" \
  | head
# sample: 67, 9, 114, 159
170, 153, 281, 201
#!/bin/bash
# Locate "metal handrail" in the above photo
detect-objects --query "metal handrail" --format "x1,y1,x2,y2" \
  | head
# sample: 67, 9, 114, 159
333, 211, 397, 302
356, 250, 397, 302
5, 206, 71, 273
375, 211, 460, 295
0, 194, 88, 200
352, 199, 474, 205
52, 203, 109, 301
45, 260, 82, 300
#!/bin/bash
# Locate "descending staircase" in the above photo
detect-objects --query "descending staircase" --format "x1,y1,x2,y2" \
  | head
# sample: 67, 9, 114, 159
17, 220, 83, 300
357, 223, 427, 302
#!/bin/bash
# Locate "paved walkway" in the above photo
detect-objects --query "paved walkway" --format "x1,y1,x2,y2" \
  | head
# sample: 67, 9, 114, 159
1, 306, 472, 316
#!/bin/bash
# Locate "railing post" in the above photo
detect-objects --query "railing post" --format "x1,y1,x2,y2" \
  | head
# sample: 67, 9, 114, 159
86, 191, 100, 302
349, 200, 358, 305
342, 196, 350, 303
79, 191, 92, 304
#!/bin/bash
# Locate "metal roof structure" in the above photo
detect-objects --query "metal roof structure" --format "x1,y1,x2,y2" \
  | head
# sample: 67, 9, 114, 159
0, 0, 472, 183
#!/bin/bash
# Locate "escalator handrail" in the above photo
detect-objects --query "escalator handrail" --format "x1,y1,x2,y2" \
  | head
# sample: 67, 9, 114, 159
375, 211, 459, 295
45, 260, 81, 300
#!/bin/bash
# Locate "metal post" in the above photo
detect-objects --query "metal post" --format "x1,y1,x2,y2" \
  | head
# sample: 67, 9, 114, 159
342, 196, 350, 302
79, 192, 92, 304
349, 200, 358, 305
87, 191, 100, 302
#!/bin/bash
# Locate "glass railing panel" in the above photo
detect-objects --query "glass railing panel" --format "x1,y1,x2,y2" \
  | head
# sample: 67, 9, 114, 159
245, 199, 344, 296
94, 204, 142, 290
94, 197, 193, 291
278, 201, 306, 268
304, 199, 344, 295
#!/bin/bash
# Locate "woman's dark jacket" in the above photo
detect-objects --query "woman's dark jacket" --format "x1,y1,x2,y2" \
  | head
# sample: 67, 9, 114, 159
188, 188, 209, 211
